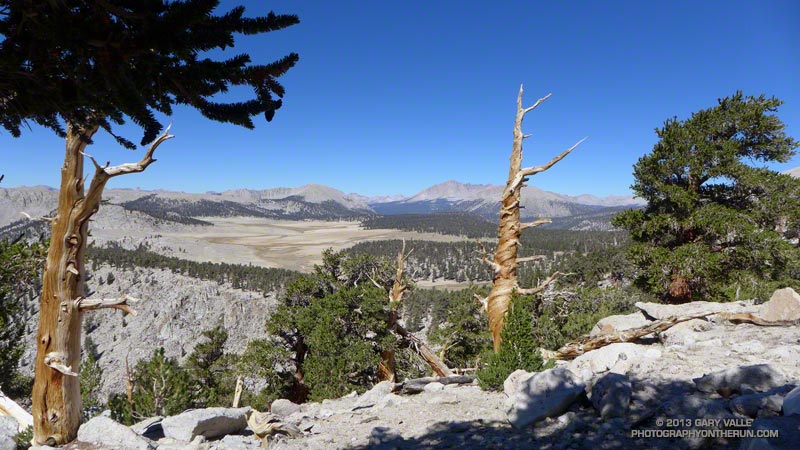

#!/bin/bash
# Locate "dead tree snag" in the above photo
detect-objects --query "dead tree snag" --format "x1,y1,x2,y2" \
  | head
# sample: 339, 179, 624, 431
31, 123, 173, 445
477, 85, 586, 351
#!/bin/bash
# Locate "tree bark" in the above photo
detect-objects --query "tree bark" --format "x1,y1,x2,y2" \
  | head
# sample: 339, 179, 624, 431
32, 124, 97, 445
31, 123, 172, 445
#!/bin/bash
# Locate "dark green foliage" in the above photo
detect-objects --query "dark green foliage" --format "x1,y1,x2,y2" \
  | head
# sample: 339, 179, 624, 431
613, 92, 800, 302
296, 286, 392, 401
15, 426, 32, 450
477, 294, 544, 390
532, 286, 642, 351
258, 249, 400, 402
0, 238, 46, 396
87, 242, 299, 296
80, 336, 104, 421
425, 290, 491, 369
236, 338, 295, 410
109, 348, 193, 424
185, 325, 238, 408
345, 231, 628, 284
361, 213, 496, 238
1, 0, 298, 147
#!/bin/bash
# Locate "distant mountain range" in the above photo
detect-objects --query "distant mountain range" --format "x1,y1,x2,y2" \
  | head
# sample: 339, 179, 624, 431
0, 180, 646, 231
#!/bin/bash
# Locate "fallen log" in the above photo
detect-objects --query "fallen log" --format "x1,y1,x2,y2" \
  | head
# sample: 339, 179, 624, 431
716, 312, 800, 327
0, 389, 33, 431
393, 375, 475, 395
540, 313, 714, 360
541, 308, 800, 361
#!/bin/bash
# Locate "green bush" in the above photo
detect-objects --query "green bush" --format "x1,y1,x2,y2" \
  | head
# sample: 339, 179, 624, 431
109, 347, 193, 424
477, 294, 544, 390
15, 425, 32, 450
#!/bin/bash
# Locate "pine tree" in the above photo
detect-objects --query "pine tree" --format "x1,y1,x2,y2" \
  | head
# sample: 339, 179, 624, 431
613, 92, 800, 303
477, 294, 545, 390
1, 1, 298, 443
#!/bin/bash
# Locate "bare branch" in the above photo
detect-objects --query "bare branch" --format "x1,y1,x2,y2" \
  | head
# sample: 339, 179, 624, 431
103, 123, 174, 178
366, 270, 383, 290
508, 137, 588, 194
20, 212, 56, 223
474, 293, 488, 312
516, 271, 572, 296
44, 352, 77, 377
76, 294, 139, 315
521, 218, 552, 230
523, 93, 552, 115
517, 255, 546, 264
476, 240, 501, 274
80, 151, 109, 171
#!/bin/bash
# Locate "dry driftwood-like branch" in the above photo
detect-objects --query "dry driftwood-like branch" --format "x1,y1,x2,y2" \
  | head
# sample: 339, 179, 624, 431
717, 312, 800, 327
0, 388, 34, 431
476, 240, 501, 274
540, 313, 714, 360
76, 294, 139, 315
396, 324, 454, 377
517, 255, 546, 264
20, 211, 56, 222
474, 293, 488, 312
516, 271, 571, 296
520, 218, 552, 230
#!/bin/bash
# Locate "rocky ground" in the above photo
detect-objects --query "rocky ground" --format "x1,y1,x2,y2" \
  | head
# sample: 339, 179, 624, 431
4, 289, 799, 450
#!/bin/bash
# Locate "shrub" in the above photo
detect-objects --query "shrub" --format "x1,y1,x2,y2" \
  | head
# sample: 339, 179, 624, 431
477, 294, 544, 390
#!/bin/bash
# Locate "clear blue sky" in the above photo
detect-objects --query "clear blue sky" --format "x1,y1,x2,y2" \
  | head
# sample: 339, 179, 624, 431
2, 0, 799, 197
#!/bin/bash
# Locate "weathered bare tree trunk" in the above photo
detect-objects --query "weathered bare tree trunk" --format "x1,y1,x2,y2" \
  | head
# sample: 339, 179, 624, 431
375, 241, 453, 380
31, 123, 173, 445
478, 86, 586, 351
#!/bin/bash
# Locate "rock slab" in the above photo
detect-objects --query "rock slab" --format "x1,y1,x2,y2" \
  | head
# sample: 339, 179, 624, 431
77, 416, 154, 450
160, 407, 251, 442
760, 288, 800, 322
739, 415, 800, 450
505, 367, 586, 429
635, 300, 758, 320
590, 372, 631, 420
782, 386, 800, 416
730, 385, 795, 418
693, 364, 787, 395
270, 399, 301, 417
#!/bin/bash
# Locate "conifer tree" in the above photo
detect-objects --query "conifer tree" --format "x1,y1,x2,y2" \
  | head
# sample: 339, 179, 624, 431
613, 92, 800, 302
1, 1, 298, 444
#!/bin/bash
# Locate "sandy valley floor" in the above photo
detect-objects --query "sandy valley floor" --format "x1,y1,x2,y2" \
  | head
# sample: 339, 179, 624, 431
94, 217, 465, 273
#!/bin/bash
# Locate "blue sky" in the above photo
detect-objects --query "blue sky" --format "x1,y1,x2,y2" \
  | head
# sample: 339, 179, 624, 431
2, 0, 799, 197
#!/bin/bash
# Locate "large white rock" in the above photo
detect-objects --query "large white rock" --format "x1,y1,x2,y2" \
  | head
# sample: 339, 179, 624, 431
590, 312, 650, 336
739, 416, 800, 450
160, 407, 250, 442
0, 417, 17, 450
270, 399, 301, 417
77, 416, 154, 450
569, 343, 649, 376
693, 364, 788, 395
730, 385, 796, 418
782, 386, 800, 416
635, 300, 759, 320
760, 288, 800, 322
355, 381, 394, 408
504, 368, 585, 429
590, 372, 631, 420
659, 318, 712, 347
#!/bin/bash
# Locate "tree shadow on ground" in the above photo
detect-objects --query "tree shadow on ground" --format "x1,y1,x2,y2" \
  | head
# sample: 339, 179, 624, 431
343, 376, 783, 450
